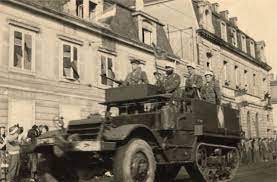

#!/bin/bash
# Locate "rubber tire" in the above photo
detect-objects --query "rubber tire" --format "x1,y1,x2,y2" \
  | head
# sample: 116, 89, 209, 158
155, 165, 181, 182
113, 138, 156, 182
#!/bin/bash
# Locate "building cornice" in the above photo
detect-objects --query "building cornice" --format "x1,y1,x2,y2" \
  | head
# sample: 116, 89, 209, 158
197, 29, 272, 71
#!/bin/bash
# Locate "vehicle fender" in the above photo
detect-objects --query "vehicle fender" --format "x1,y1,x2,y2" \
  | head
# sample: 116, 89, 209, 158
104, 124, 160, 145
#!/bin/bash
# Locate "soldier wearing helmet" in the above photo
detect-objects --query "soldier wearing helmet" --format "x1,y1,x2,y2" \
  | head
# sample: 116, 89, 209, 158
201, 71, 221, 105
124, 58, 149, 86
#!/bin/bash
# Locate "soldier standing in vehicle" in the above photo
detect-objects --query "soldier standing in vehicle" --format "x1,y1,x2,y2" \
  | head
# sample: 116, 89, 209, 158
124, 58, 149, 86
184, 63, 203, 99
201, 71, 221, 105
157, 65, 181, 94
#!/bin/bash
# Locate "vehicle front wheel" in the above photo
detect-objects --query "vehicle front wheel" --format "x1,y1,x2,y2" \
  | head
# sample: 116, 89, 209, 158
113, 139, 156, 182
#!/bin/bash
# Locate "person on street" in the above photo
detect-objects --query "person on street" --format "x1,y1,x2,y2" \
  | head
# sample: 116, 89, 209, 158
6, 124, 22, 182
27, 125, 40, 182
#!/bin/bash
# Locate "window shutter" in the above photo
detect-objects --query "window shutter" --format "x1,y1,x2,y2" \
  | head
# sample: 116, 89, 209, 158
63, 45, 71, 77
101, 55, 107, 85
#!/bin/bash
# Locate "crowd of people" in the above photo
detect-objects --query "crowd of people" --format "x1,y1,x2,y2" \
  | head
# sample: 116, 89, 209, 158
239, 137, 277, 165
0, 124, 49, 182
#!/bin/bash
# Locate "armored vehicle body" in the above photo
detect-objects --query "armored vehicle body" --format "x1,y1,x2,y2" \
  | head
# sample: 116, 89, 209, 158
32, 84, 241, 182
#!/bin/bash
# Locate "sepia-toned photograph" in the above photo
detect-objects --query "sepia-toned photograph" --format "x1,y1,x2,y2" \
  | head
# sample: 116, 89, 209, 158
0, 0, 276, 181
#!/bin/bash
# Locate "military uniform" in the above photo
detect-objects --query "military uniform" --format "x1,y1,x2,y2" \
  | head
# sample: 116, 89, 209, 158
124, 59, 148, 86
185, 74, 203, 99
201, 79, 221, 104
161, 73, 181, 94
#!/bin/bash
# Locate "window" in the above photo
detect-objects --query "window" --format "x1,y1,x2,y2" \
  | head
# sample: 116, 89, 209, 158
220, 22, 227, 41
141, 20, 154, 45
223, 61, 228, 81
100, 54, 115, 87
76, 0, 84, 18
142, 28, 152, 45
255, 113, 259, 137
253, 73, 256, 86
267, 114, 270, 122
231, 28, 238, 47
250, 40, 256, 58
234, 65, 238, 86
244, 70, 248, 89
10, 28, 35, 72
62, 43, 80, 80
247, 111, 251, 138
241, 34, 247, 52
89, 1, 97, 19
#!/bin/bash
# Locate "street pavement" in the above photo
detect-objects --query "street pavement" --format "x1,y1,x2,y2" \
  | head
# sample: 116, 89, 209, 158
174, 161, 277, 182
21, 161, 277, 182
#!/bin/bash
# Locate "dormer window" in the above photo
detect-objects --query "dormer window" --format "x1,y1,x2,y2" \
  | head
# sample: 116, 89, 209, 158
76, 0, 84, 18
231, 28, 238, 47
250, 40, 256, 58
241, 34, 247, 52
89, 1, 97, 19
220, 21, 227, 41
142, 20, 154, 45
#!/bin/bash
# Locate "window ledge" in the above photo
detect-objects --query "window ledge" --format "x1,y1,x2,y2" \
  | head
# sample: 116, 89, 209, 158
8, 67, 36, 76
59, 78, 80, 85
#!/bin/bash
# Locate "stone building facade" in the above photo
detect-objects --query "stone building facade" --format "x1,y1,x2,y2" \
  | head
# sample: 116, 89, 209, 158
142, 0, 273, 138
0, 0, 183, 131
270, 74, 277, 135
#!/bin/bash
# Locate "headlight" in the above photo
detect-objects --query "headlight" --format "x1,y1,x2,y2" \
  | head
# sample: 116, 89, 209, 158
37, 138, 55, 145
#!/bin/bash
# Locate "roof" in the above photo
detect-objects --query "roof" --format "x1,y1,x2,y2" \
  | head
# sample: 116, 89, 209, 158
5, 0, 175, 57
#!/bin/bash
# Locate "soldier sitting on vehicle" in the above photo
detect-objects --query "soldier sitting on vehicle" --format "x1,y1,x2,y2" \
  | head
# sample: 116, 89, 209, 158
201, 71, 221, 105
123, 58, 149, 86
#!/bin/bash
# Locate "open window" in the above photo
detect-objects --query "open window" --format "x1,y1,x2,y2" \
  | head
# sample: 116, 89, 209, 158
89, 1, 97, 19
142, 20, 154, 45
100, 54, 115, 87
62, 43, 80, 81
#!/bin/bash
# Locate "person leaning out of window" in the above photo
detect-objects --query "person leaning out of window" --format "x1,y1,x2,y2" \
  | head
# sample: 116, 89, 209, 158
201, 71, 221, 105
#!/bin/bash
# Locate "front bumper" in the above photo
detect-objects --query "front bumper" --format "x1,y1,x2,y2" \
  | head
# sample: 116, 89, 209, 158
36, 137, 116, 152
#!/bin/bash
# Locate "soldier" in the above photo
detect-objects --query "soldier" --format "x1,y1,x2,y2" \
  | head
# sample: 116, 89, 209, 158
184, 63, 203, 99
156, 66, 181, 94
201, 71, 221, 105
124, 59, 149, 86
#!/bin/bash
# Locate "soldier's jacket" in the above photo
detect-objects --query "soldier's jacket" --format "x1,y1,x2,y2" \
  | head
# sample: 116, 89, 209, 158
124, 67, 149, 86
185, 74, 203, 98
201, 80, 221, 104
160, 73, 181, 94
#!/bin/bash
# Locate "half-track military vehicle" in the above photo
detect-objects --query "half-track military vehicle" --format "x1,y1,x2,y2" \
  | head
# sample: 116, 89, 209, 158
32, 84, 241, 182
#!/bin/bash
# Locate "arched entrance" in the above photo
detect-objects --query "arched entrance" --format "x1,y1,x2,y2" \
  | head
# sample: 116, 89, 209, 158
247, 111, 251, 138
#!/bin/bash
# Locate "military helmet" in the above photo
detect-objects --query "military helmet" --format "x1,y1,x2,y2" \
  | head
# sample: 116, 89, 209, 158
204, 70, 214, 76
187, 62, 196, 69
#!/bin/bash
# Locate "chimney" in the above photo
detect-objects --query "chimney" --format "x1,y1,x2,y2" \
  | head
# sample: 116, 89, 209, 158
230, 17, 238, 26
220, 10, 229, 20
211, 3, 219, 13
135, 0, 144, 11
